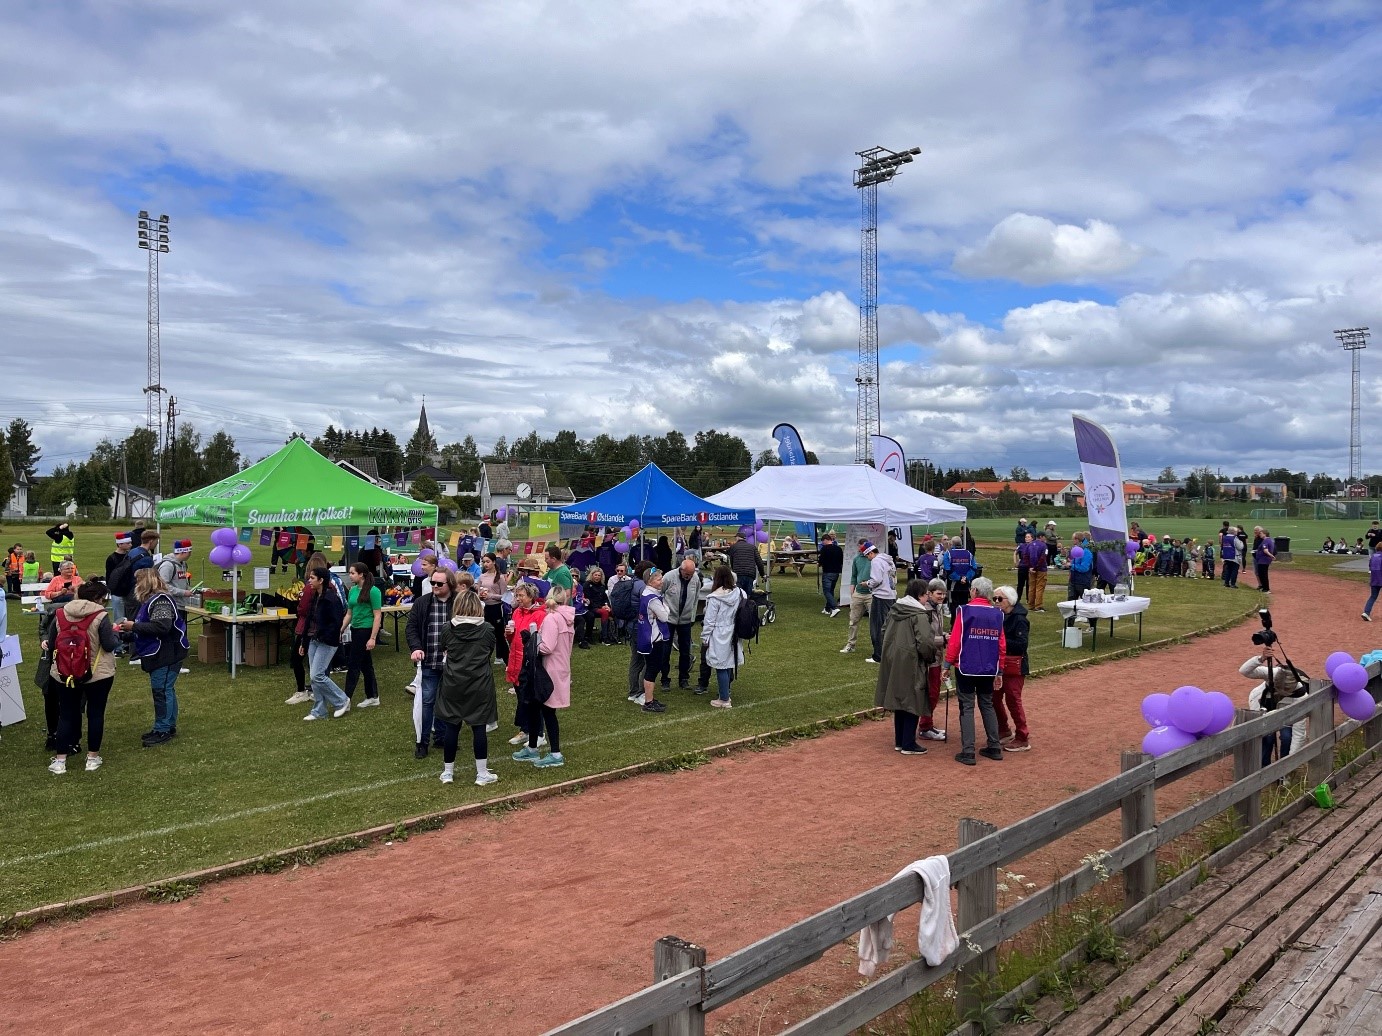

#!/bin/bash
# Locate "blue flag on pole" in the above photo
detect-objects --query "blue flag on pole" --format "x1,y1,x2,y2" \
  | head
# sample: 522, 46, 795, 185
772, 423, 808, 466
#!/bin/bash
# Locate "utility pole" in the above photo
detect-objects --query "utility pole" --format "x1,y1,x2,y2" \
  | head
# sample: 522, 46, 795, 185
138, 211, 170, 495
164, 395, 178, 498
1335, 327, 1370, 483
853, 144, 921, 464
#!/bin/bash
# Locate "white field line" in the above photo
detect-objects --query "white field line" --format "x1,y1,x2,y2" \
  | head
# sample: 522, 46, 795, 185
1, 678, 872, 869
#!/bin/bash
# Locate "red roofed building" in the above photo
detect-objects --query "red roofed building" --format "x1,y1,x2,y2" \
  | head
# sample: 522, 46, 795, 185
948, 480, 1170, 507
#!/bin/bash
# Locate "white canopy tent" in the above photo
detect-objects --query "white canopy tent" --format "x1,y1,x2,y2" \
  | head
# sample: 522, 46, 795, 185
707, 465, 967, 527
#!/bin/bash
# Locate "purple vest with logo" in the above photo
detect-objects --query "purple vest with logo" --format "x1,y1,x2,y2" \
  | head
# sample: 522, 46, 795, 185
1220, 533, 1237, 562
957, 603, 1002, 677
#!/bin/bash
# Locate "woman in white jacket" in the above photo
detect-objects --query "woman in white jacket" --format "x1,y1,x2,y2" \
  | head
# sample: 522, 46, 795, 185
701, 566, 744, 709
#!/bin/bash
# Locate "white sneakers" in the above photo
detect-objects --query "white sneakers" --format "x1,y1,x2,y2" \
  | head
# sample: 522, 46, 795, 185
475, 771, 499, 786
48, 758, 66, 775
85, 754, 103, 771
440, 770, 454, 784
839, 645, 853, 653
332, 703, 350, 718
285, 691, 311, 705
508, 733, 547, 748
303, 713, 320, 722
356, 698, 380, 709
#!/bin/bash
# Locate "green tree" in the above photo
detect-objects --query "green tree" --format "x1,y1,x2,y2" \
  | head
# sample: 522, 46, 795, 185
5, 418, 40, 480
995, 483, 1023, 511
753, 448, 780, 470
1007, 466, 1030, 481
0, 428, 12, 513
404, 422, 439, 474
203, 431, 241, 482
438, 436, 481, 487
410, 473, 441, 501
489, 436, 509, 462
1184, 471, 1202, 499
121, 427, 159, 491
1157, 466, 1178, 483
164, 424, 205, 496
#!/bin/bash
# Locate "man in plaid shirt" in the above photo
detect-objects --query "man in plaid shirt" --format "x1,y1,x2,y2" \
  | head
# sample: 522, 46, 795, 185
407, 570, 456, 758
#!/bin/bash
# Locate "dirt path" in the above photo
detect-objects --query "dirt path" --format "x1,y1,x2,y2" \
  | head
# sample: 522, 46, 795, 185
1, 569, 1368, 1036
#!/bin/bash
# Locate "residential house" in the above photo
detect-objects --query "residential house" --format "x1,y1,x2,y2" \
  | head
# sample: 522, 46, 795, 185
335, 455, 385, 487
479, 462, 575, 517
110, 483, 158, 520
1218, 482, 1289, 502
946, 480, 1083, 506
2, 465, 28, 518
400, 464, 469, 498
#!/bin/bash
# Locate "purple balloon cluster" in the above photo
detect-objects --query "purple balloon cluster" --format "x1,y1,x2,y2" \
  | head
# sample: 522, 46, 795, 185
410, 548, 438, 578
1325, 652, 1377, 722
208, 527, 252, 569
1140, 685, 1236, 757
739, 518, 770, 545
496, 506, 510, 521
611, 518, 642, 555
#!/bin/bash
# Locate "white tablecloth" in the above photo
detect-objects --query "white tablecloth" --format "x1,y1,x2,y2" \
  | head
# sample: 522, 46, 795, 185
1056, 596, 1151, 621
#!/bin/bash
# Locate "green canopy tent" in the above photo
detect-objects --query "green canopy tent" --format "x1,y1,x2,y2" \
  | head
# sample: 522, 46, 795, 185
157, 437, 438, 676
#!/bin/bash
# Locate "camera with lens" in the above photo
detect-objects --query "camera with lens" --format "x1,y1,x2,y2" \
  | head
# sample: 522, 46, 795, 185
1251, 609, 1277, 648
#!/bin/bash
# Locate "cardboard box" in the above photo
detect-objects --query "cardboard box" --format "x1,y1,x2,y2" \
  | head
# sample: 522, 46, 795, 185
196, 634, 217, 664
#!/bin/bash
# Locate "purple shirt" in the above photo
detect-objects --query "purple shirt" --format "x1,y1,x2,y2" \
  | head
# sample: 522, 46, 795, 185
1253, 537, 1275, 566
1021, 540, 1048, 572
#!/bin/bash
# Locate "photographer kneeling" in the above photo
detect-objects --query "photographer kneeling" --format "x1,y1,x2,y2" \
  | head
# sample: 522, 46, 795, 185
1240, 642, 1308, 767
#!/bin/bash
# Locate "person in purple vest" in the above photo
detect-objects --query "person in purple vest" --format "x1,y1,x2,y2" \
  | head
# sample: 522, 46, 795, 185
1023, 533, 1049, 612
1220, 524, 1241, 589
1013, 532, 1032, 604
942, 536, 975, 616
942, 576, 1006, 766
1252, 526, 1276, 593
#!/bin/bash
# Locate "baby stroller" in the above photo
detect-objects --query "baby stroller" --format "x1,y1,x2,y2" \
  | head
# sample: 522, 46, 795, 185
751, 574, 775, 628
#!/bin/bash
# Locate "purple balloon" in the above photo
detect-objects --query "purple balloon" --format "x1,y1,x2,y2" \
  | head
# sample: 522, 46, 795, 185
629, 519, 640, 531
620, 526, 632, 540
613, 541, 629, 554
1201, 691, 1236, 736
411, 559, 425, 577
1167, 685, 1213, 734
1141, 692, 1170, 727
1325, 651, 1355, 679
231, 544, 252, 565
210, 527, 238, 547
1142, 724, 1198, 758
1069, 545, 1085, 561
1333, 662, 1369, 695
756, 531, 770, 544
1126, 540, 1138, 558
437, 558, 458, 573
209, 544, 234, 568
1339, 689, 1377, 723
419, 548, 436, 559
496, 507, 507, 521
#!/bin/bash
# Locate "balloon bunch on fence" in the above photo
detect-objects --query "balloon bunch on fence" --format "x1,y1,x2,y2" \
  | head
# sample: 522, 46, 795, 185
740, 519, 770, 545
1324, 653, 1377, 722
209, 527, 252, 569
1140, 686, 1236, 757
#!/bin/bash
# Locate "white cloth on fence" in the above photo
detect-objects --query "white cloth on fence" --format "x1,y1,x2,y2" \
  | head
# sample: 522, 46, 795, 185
857, 856, 959, 977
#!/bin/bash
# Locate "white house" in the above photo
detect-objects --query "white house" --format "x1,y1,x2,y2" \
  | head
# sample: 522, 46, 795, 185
110, 483, 158, 520
478, 462, 574, 517
400, 464, 468, 498
335, 456, 386, 487
2, 465, 28, 518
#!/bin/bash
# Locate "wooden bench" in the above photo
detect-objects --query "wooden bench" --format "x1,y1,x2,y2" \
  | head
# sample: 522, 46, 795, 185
20, 581, 49, 612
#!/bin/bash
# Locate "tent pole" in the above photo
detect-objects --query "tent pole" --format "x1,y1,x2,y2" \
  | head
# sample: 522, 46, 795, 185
231, 564, 238, 679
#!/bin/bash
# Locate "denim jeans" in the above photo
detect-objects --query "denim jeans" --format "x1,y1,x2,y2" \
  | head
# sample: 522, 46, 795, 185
307, 640, 348, 716
869, 597, 894, 661
821, 572, 840, 611
1367, 586, 1382, 616
420, 667, 444, 744
149, 664, 180, 733
715, 667, 733, 701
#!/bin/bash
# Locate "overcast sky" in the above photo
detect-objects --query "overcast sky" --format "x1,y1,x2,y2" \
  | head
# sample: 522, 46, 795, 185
2, 0, 1380, 480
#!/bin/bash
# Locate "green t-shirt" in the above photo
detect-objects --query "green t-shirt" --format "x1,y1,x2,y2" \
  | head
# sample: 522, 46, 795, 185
348, 584, 382, 629
547, 564, 574, 592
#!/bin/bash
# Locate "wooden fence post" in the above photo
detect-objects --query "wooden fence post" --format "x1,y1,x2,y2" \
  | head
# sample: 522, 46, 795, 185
956, 817, 999, 1027
636, 936, 704, 1036
1120, 750, 1156, 911
1231, 708, 1262, 832
1365, 672, 1382, 751
1306, 693, 1335, 789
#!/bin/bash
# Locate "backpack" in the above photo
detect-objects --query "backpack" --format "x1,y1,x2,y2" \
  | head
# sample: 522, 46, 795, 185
107, 555, 136, 597
734, 590, 760, 642
609, 578, 640, 623
54, 610, 100, 687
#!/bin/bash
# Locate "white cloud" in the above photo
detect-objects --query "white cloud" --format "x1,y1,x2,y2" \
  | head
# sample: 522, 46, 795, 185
954, 214, 1143, 285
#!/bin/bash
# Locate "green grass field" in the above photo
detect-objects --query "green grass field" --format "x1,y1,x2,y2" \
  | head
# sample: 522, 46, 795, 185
0, 520, 1274, 917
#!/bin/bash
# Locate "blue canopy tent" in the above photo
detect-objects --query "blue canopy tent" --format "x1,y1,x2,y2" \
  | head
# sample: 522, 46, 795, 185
554, 464, 755, 528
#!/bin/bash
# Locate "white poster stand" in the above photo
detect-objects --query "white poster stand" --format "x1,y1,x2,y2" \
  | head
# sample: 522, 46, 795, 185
0, 634, 27, 726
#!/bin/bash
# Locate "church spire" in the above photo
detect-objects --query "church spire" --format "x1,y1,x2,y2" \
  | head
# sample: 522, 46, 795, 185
416, 397, 431, 448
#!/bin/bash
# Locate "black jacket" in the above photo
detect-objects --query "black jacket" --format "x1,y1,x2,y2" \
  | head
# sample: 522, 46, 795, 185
1003, 601, 1030, 676
819, 542, 844, 575
727, 539, 764, 581
405, 592, 452, 668
310, 585, 346, 647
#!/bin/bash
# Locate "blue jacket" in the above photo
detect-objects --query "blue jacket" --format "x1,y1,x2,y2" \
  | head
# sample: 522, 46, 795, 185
1071, 548, 1094, 575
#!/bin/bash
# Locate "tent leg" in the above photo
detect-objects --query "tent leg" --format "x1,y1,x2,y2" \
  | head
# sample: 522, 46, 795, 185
231, 566, 238, 680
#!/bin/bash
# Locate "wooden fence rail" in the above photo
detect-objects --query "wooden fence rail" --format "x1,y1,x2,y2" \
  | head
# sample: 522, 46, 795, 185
543, 668, 1382, 1036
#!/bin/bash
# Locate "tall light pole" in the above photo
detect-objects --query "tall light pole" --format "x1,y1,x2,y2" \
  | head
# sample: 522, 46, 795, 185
138, 211, 169, 496
853, 144, 920, 464
1335, 326, 1370, 483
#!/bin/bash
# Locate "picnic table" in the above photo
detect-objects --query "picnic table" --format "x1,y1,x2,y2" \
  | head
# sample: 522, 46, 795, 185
772, 548, 818, 575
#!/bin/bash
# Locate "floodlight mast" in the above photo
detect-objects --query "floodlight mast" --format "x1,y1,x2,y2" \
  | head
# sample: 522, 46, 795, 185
137, 211, 169, 495
853, 145, 920, 464
1335, 326, 1370, 482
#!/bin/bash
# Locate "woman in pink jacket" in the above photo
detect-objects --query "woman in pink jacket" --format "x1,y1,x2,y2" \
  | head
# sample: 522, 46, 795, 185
514, 585, 574, 769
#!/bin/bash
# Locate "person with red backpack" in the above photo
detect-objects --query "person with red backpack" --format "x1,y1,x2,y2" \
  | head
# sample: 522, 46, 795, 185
46, 580, 121, 775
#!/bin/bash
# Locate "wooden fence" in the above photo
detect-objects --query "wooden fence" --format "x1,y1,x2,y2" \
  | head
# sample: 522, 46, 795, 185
543, 668, 1382, 1036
